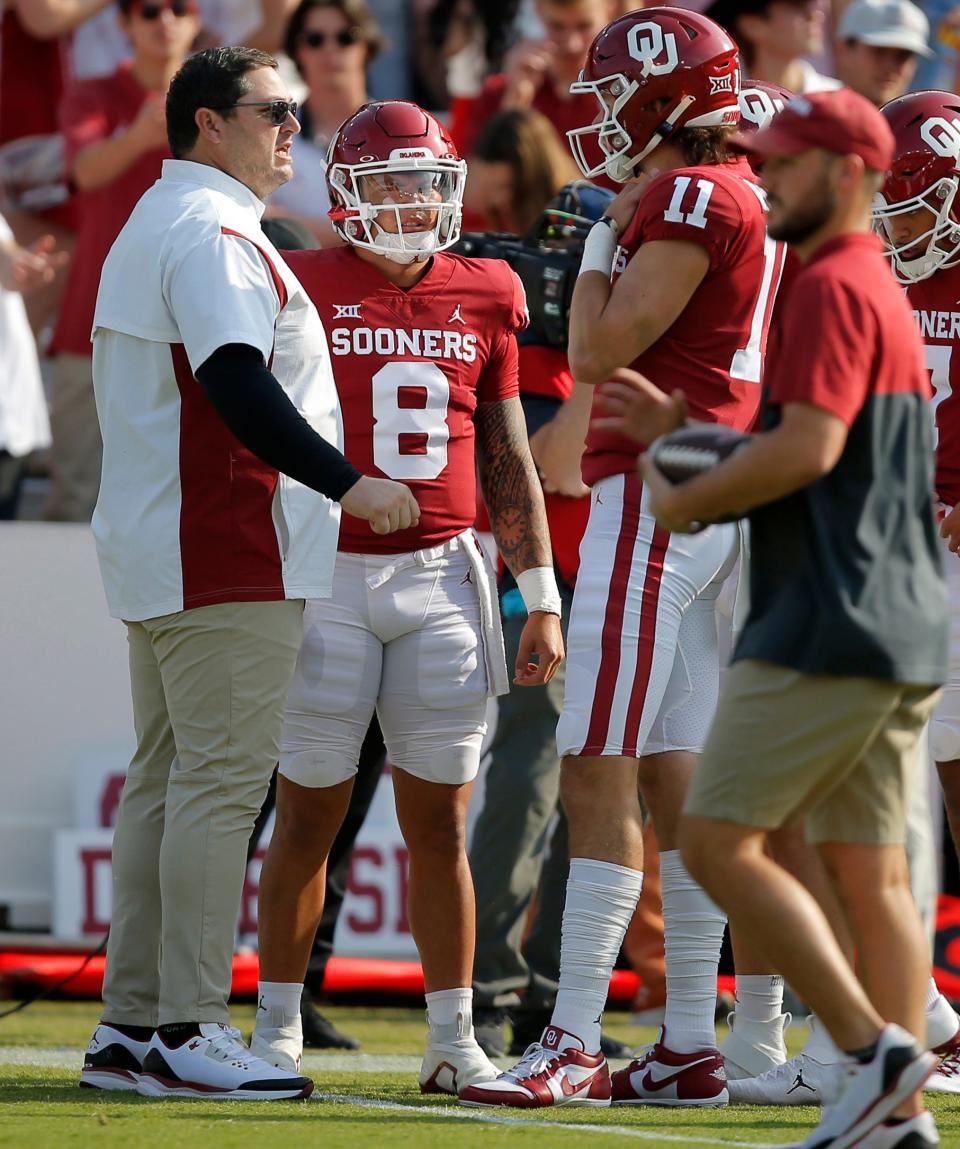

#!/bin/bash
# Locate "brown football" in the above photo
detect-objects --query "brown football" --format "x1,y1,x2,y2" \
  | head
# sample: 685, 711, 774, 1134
650, 422, 751, 485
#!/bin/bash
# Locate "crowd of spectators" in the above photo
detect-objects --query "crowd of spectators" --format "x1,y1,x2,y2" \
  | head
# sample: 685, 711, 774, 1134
0, 0, 952, 520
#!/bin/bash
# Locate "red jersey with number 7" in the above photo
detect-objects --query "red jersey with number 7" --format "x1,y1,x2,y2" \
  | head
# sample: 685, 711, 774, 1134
285, 246, 527, 553
904, 263, 960, 506
582, 156, 787, 487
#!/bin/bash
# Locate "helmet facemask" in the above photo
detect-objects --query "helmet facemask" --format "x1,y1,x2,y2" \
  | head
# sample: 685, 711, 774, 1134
874, 176, 960, 283
567, 72, 695, 183
328, 152, 466, 264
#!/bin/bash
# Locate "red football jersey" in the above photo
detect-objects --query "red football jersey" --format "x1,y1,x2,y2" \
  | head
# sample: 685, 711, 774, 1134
905, 263, 960, 506
582, 156, 787, 486
287, 247, 526, 553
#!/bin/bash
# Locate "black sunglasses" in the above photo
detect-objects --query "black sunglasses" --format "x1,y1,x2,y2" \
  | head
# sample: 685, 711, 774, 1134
226, 99, 299, 126
134, 0, 197, 19
300, 27, 362, 49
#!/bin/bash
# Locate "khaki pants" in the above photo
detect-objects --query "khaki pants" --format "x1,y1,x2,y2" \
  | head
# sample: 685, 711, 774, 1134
686, 660, 940, 846
45, 351, 101, 522
101, 599, 304, 1027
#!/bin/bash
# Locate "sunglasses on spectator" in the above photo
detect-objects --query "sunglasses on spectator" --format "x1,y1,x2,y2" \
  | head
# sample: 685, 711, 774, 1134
224, 99, 299, 126
299, 27, 362, 49
132, 0, 197, 19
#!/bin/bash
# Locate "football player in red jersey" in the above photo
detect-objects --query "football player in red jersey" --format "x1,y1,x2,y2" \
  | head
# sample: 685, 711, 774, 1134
249, 100, 565, 1094
461, 9, 788, 1110
874, 89, 960, 1092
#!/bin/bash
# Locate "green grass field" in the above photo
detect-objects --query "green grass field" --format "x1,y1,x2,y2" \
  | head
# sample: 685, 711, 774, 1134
1, 1002, 958, 1148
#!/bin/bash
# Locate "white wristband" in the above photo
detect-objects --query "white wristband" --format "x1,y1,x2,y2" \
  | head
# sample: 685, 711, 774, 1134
578, 218, 618, 279
516, 566, 562, 616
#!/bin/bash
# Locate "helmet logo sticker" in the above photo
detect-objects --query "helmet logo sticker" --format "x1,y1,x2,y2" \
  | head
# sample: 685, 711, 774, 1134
626, 22, 679, 76
921, 117, 960, 161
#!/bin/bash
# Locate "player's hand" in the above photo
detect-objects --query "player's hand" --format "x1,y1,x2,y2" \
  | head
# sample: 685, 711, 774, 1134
514, 611, 564, 686
638, 453, 700, 534
529, 423, 589, 498
0, 234, 69, 294
604, 171, 658, 236
941, 502, 960, 554
340, 476, 420, 535
592, 370, 687, 445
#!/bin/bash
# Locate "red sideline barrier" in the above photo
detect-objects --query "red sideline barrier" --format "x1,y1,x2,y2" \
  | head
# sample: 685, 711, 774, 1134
0, 949, 735, 1004
7, 890, 960, 1002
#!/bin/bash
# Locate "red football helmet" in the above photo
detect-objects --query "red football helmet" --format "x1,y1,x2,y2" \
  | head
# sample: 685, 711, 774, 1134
737, 80, 793, 173
874, 90, 960, 283
326, 100, 466, 264
737, 80, 793, 134
567, 7, 741, 184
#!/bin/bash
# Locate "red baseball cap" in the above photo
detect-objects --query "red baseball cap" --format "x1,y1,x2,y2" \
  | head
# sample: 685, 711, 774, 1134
733, 87, 895, 172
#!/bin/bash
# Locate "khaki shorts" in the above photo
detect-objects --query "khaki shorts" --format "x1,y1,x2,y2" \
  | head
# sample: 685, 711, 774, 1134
685, 659, 940, 845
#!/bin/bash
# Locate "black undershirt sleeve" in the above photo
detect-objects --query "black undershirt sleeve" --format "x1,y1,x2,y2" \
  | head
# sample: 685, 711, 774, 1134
194, 342, 362, 503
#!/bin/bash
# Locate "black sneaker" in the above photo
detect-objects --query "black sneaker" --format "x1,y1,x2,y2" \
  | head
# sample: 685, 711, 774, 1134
474, 1008, 508, 1058
300, 997, 360, 1050
599, 1032, 635, 1059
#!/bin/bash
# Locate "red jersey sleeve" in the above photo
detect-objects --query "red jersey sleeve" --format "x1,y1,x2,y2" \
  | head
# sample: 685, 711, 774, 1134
476, 263, 527, 403
621, 168, 744, 271
769, 272, 874, 427
60, 77, 113, 170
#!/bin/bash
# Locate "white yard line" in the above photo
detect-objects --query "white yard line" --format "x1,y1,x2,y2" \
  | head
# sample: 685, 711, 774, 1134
318, 1093, 786, 1147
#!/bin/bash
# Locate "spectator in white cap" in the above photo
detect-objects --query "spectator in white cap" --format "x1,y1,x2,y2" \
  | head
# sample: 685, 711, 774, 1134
834, 0, 934, 106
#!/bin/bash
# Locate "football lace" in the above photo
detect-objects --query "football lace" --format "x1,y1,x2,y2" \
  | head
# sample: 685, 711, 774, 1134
655, 445, 721, 468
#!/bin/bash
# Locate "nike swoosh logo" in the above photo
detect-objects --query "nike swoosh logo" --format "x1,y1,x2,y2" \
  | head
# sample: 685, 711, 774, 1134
641, 1057, 716, 1091
559, 1074, 593, 1098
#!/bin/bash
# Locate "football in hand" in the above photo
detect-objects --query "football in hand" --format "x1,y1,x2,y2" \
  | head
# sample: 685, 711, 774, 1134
649, 422, 750, 484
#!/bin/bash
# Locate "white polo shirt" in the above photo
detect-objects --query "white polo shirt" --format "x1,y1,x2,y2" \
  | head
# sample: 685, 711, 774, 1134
92, 159, 342, 622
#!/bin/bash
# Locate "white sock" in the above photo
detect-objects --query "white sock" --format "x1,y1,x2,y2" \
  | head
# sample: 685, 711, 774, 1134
660, 849, 727, 1054
735, 975, 784, 1025
551, 858, 644, 1052
256, 981, 302, 1019
925, 976, 960, 1049
426, 987, 473, 1039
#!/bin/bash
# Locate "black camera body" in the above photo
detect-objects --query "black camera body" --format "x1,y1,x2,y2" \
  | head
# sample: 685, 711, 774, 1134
451, 231, 578, 350
450, 181, 615, 351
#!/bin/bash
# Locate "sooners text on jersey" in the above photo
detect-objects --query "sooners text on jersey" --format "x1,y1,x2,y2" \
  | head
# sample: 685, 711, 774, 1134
287, 246, 526, 552
583, 156, 786, 486
906, 262, 960, 505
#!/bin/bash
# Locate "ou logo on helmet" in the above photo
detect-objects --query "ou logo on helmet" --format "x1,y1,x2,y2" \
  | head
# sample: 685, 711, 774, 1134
921, 116, 960, 160
739, 88, 784, 129
626, 21, 679, 77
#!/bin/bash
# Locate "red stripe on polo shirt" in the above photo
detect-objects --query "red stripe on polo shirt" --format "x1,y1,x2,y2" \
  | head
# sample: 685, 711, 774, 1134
622, 519, 670, 753
222, 226, 288, 307
171, 343, 284, 610
583, 473, 644, 754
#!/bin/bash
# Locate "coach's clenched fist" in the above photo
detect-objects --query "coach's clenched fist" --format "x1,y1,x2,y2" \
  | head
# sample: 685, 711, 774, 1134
340, 476, 420, 534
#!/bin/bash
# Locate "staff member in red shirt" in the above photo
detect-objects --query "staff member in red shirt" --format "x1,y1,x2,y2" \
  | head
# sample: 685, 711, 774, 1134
618, 88, 946, 1149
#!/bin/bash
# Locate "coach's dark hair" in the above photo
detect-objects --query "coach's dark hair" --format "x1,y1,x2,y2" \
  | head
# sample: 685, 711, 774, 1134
166, 46, 278, 158
672, 125, 738, 167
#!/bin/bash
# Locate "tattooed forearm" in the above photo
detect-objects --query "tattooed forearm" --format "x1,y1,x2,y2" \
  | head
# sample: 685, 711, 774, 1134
475, 395, 553, 576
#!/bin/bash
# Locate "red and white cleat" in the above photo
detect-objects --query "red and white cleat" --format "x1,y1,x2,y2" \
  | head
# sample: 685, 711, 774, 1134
927, 1029, 960, 1094
458, 1025, 611, 1108
611, 1026, 728, 1107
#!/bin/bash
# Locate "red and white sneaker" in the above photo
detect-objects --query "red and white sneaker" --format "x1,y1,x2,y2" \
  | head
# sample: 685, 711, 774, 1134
927, 1029, 960, 1094
458, 1025, 611, 1109
611, 1026, 728, 1107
